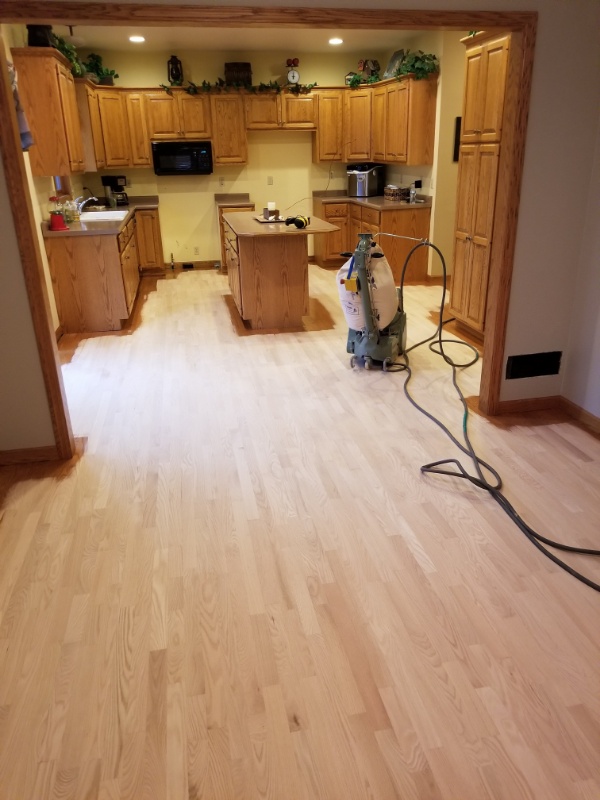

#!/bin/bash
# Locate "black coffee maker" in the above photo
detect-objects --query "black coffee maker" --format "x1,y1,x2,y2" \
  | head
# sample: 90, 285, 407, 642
101, 175, 129, 206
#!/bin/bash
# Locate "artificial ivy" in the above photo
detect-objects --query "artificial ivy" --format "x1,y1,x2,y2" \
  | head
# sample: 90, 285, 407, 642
161, 79, 317, 95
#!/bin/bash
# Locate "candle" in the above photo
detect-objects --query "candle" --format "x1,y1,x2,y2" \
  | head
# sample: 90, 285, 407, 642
267, 202, 276, 211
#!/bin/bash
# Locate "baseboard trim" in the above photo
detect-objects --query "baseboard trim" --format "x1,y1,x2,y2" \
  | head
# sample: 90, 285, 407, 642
55, 324, 64, 343
557, 397, 600, 434
496, 396, 561, 414
0, 445, 59, 465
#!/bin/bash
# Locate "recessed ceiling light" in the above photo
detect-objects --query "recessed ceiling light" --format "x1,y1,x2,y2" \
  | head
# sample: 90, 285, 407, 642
129, 35, 145, 43
329, 38, 344, 46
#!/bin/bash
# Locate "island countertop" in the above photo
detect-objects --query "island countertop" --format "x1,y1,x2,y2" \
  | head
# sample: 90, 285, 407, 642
222, 212, 339, 237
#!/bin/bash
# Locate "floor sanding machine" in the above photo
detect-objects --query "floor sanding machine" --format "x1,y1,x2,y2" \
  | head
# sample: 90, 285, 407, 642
337, 232, 408, 370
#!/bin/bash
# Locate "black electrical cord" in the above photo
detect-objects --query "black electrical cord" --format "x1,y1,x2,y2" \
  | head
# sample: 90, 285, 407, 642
391, 240, 600, 592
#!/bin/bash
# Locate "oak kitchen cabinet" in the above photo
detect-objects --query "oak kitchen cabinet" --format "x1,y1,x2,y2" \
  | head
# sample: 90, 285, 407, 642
344, 88, 372, 162
125, 92, 151, 166
136, 209, 165, 272
216, 197, 255, 274
12, 48, 84, 176
313, 90, 344, 162
449, 33, 510, 334
375, 76, 437, 165
97, 90, 131, 167
145, 90, 212, 140
245, 92, 316, 129
45, 215, 140, 333
313, 202, 348, 263
209, 94, 248, 164
313, 197, 431, 282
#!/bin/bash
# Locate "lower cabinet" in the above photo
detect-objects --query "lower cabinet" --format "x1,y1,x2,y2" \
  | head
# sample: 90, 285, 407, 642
312, 199, 431, 282
45, 218, 140, 333
313, 200, 348, 263
217, 203, 255, 274
135, 209, 165, 272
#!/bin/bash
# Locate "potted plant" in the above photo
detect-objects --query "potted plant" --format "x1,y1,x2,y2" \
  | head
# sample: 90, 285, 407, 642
83, 52, 119, 85
51, 33, 86, 77
394, 50, 439, 81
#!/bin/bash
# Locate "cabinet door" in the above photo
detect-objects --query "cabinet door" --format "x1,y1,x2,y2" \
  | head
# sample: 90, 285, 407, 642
245, 94, 280, 129
314, 91, 343, 162
449, 143, 499, 332
480, 37, 509, 142
371, 85, 387, 162
145, 92, 181, 138
177, 93, 212, 138
85, 84, 106, 168
57, 63, 84, 171
281, 94, 316, 129
344, 89, 372, 162
136, 209, 164, 271
125, 92, 151, 166
462, 36, 509, 143
210, 95, 248, 164
461, 45, 485, 143
348, 206, 362, 252
121, 234, 140, 315
385, 82, 408, 162
98, 91, 131, 167
322, 203, 348, 261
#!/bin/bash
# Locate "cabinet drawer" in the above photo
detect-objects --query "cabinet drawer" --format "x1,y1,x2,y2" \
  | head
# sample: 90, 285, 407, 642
361, 206, 380, 226
324, 202, 348, 218
118, 218, 135, 251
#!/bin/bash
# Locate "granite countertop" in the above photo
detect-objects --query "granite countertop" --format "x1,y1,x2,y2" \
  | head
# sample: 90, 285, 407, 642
223, 211, 338, 237
41, 195, 159, 238
214, 193, 254, 208
312, 191, 432, 211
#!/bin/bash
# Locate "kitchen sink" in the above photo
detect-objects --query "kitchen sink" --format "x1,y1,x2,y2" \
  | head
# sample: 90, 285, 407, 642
79, 209, 129, 221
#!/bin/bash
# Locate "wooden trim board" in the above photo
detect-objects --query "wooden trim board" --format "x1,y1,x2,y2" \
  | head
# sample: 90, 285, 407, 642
0, 35, 74, 461
0, 445, 59, 466
0, 5, 539, 430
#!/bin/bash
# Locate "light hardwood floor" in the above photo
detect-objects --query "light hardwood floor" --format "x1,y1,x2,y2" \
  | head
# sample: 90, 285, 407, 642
0, 267, 598, 800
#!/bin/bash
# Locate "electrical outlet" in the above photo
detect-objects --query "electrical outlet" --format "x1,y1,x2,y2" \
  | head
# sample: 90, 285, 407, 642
267, 176, 273, 185
193, 246, 200, 256
219, 176, 225, 187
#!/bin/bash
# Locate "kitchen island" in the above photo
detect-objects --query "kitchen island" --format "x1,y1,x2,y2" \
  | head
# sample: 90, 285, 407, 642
222, 212, 339, 330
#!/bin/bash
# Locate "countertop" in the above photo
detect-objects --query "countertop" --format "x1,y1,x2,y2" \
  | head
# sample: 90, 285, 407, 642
312, 191, 432, 211
41, 195, 159, 238
222, 212, 339, 237
214, 193, 254, 208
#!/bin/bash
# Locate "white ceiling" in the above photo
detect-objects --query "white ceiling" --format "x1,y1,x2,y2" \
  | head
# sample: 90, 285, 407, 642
56, 24, 419, 54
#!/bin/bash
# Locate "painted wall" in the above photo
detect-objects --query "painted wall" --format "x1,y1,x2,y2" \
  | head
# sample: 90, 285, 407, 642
0, 30, 56, 451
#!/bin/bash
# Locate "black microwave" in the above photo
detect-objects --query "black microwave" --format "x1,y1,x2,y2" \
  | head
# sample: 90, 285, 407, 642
151, 140, 213, 175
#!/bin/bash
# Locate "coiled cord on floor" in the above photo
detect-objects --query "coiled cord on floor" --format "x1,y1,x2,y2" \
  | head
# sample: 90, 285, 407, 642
391, 240, 600, 592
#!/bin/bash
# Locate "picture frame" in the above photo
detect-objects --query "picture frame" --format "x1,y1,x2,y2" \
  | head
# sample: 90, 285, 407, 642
383, 49, 405, 79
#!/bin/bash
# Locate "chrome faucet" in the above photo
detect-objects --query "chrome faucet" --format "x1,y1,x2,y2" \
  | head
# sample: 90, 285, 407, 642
75, 194, 98, 212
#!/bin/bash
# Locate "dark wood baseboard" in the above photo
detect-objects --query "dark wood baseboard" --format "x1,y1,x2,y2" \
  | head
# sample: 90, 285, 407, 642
558, 396, 600, 434
0, 444, 59, 465
496, 396, 561, 414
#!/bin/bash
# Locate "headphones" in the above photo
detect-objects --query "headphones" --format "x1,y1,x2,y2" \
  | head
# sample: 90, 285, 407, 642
285, 215, 310, 229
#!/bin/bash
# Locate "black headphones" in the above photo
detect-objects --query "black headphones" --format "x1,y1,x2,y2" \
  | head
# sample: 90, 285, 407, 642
285, 215, 310, 229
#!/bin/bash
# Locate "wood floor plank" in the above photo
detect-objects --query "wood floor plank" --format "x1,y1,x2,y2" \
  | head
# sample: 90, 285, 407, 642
0, 268, 598, 799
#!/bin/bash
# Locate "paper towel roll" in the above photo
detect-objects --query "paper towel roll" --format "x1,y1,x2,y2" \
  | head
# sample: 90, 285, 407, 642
267, 202, 276, 211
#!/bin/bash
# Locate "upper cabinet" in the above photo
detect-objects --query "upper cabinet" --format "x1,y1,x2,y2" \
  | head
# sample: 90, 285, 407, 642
97, 90, 131, 167
461, 34, 509, 143
145, 90, 211, 139
313, 90, 344, 162
125, 92, 151, 166
12, 48, 84, 176
313, 78, 437, 166
209, 94, 247, 164
344, 88, 372, 162
377, 76, 437, 165
245, 92, 317, 130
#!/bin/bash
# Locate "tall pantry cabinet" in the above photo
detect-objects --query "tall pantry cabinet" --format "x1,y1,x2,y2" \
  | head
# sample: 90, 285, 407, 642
449, 33, 510, 334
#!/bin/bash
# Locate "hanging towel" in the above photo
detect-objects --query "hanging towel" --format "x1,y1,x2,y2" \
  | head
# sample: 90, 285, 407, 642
7, 59, 34, 151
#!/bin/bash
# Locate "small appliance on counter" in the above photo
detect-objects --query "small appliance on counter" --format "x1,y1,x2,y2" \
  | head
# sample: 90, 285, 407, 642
347, 163, 386, 197
101, 175, 129, 206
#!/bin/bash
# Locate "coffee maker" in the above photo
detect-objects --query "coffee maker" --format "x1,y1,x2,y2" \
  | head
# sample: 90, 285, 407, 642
101, 175, 129, 206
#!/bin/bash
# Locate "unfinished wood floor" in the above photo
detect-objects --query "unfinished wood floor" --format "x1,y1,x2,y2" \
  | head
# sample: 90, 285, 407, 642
0, 267, 599, 800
